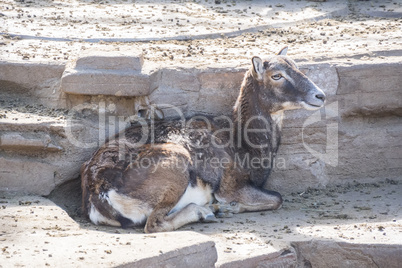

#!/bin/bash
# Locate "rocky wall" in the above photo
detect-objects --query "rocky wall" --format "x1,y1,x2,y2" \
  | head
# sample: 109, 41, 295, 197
0, 52, 401, 195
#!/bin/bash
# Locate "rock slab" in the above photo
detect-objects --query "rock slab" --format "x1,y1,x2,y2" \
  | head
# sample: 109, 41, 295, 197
61, 49, 152, 97
293, 241, 402, 268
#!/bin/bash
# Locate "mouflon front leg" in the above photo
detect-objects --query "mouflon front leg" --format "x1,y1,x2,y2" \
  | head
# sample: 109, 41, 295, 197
215, 184, 283, 214
144, 203, 216, 233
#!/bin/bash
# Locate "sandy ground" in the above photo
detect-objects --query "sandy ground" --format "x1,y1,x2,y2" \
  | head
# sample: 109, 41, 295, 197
169, 179, 402, 265
0, 0, 401, 69
1, 179, 401, 266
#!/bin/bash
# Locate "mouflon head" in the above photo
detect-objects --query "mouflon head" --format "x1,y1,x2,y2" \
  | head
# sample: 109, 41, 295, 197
251, 47, 326, 112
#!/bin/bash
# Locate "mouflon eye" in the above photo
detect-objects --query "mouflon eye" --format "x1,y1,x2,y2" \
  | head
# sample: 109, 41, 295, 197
271, 74, 282, 80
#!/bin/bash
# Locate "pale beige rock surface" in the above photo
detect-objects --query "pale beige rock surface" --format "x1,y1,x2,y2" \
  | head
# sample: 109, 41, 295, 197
0, 1, 401, 266
1, 180, 401, 267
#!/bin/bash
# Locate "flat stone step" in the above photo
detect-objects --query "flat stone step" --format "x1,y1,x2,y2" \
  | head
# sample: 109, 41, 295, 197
0, 132, 62, 152
74, 49, 144, 71
61, 70, 151, 97
0, 112, 90, 196
61, 49, 152, 97
292, 241, 402, 268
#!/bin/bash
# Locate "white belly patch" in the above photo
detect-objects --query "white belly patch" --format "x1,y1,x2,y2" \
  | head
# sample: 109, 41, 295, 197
169, 182, 213, 215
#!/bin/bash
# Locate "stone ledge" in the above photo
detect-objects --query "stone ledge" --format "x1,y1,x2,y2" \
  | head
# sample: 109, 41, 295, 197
75, 49, 144, 71
218, 248, 297, 268
0, 132, 62, 152
0, 61, 65, 88
336, 62, 402, 117
61, 49, 152, 97
121, 240, 217, 268
292, 241, 402, 268
0, 157, 56, 195
61, 69, 151, 96
337, 62, 402, 95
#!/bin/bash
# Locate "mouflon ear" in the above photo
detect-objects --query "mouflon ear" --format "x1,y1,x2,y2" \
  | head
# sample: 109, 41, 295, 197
277, 46, 288, 56
252, 56, 264, 81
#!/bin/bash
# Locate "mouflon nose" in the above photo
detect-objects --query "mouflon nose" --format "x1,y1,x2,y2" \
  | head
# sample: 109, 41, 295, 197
315, 93, 326, 102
